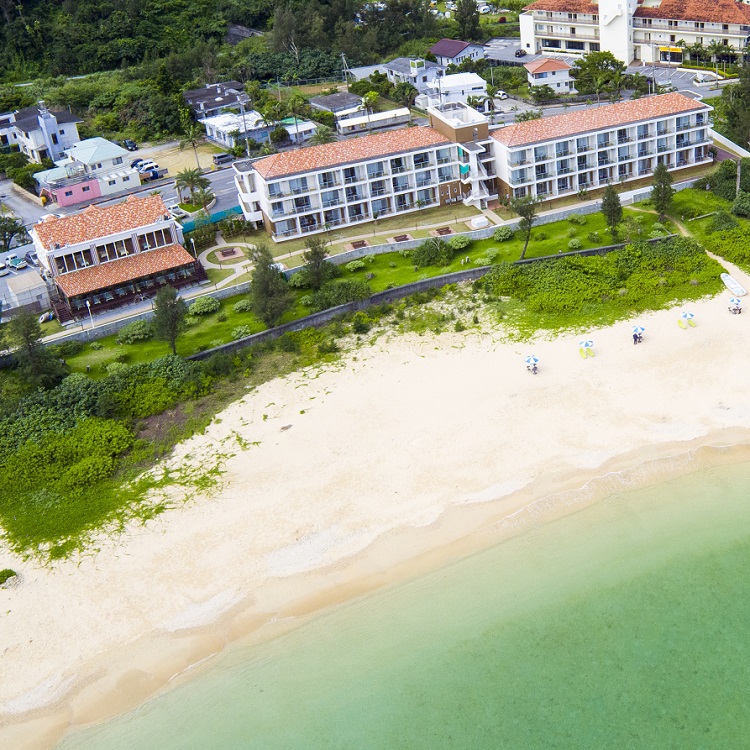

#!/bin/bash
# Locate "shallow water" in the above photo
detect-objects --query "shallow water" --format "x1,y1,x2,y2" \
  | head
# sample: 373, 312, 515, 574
58, 460, 750, 749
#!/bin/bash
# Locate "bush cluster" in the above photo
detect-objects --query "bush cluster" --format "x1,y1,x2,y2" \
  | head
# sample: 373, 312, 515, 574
233, 299, 253, 313
412, 238, 453, 268
447, 235, 471, 251
188, 297, 221, 316
567, 213, 587, 226
307, 280, 372, 312
493, 226, 514, 242
707, 211, 738, 234
345, 260, 366, 273
116, 320, 153, 344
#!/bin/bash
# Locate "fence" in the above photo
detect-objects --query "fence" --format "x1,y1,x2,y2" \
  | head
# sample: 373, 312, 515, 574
181, 205, 243, 233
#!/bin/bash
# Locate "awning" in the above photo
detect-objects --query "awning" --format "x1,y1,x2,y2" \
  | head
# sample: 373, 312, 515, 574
55, 244, 196, 298
659, 47, 682, 54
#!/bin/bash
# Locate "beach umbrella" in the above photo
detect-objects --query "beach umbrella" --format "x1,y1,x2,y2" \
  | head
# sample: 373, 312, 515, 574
632, 325, 645, 335
680, 311, 695, 320
579, 340, 594, 348
524, 355, 539, 365
729, 297, 742, 306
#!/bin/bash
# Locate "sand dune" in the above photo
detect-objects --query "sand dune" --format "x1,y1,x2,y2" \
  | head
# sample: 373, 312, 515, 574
2, 278, 750, 748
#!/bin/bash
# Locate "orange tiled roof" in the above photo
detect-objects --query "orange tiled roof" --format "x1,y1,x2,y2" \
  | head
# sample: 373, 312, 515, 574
34, 194, 170, 251
54, 244, 195, 298
524, 0, 597, 13
524, 58, 572, 74
252, 127, 450, 180
492, 93, 709, 148
634, 0, 750, 24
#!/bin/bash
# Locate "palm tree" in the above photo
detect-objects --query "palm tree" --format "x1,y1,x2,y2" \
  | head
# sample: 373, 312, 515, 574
286, 93, 308, 147
179, 110, 205, 170
609, 70, 626, 102
194, 187, 215, 211
361, 91, 379, 131
593, 74, 608, 106
175, 168, 210, 204
310, 125, 336, 145
707, 40, 725, 64
466, 95, 484, 111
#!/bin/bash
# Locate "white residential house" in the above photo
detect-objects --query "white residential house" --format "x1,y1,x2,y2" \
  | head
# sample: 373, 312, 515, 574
0, 102, 81, 163
416, 73, 488, 109
429, 39, 486, 66
383, 58, 445, 93
524, 58, 576, 93
34, 138, 140, 207
201, 111, 271, 148
520, 0, 750, 65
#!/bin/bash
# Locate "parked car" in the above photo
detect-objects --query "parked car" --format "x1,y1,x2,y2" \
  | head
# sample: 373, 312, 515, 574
123, 139, 138, 151
658, 83, 677, 93
212, 152, 234, 166
496, 90, 508, 100
8, 255, 27, 270
478, 4, 491, 13
130, 157, 144, 169
0, 265, 9, 277
137, 160, 158, 173
515, 48, 527, 57
167, 205, 189, 219
25, 251, 39, 267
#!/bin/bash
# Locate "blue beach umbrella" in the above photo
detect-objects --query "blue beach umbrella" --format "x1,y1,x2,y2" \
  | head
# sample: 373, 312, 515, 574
579, 340, 594, 348
729, 297, 742, 306
524, 355, 539, 365
632, 325, 645, 335
681, 311, 695, 320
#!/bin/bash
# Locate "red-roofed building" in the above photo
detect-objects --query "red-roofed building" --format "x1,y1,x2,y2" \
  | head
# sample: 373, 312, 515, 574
520, 0, 750, 64
524, 57, 575, 93
492, 93, 713, 202
30, 194, 206, 322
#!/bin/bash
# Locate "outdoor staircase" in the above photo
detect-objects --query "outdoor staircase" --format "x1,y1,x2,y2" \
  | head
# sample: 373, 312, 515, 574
51, 298, 73, 324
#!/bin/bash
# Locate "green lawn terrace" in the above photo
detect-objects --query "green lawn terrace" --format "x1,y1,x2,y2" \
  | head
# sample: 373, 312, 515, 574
56, 207, 673, 375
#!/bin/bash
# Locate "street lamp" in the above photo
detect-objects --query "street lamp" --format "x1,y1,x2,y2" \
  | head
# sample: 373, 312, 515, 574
85, 299, 95, 329
227, 88, 251, 159
190, 237, 197, 258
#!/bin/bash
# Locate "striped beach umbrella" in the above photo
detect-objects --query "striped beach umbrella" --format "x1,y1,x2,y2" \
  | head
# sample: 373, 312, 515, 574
524, 355, 539, 365
680, 311, 695, 320
632, 325, 645, 335
729, 297, 742, 306
579, 340, 594, 348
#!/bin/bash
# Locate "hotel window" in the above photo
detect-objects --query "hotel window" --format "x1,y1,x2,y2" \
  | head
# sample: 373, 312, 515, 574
723, 24, 729, 30
82, 186, 90, 192
123, 176, 130, 182
138, 228, 171, 252
108, 179, 116, 186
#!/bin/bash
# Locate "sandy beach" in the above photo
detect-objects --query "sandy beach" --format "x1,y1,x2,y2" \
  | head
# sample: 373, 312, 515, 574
2, 278, 750, 748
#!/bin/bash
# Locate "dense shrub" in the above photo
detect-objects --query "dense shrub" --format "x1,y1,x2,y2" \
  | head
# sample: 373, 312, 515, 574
494, 226, 514, 242
49, 340, 86, 358
731, 191, 750, 218
351, 311, 372, 333
276, 333, 300, 352
0, 569, 16, 585
707, 211, 738, 234
309, 280, 371, 312
412, 238, 453, 268
233, 298, 253, 313
116, 319, 153, 344
232, 326, 252, 340
188, 296, 220, 316
568, 238, 582, 250
447, 235, 471, 251
288, 270, 310, 288
345, 260, 366, 272
587, 231, 601, 243
567, 213, 587, 226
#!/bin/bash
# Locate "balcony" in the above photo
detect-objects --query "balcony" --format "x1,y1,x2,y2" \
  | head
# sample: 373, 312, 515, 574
370, 188, 387, 197
416, 178, 433, 188
577, 145, 591, 153
414, 160, 432, 170
300, 223, 322, 234
349, 211, 370, 221
637, 149, 652, 157
617, 136, 632, 145
367, 170, 386, 179
657, 144, 671, 153
638, 168, 652, 176
618, 153, 632, 162
677, 158, 689, 167
534, 152, 550, 162
555, 149, 571, 158
676, 123, 692, 132
535, 171, 550, 180
344, 175, 361, 184
271, 209, 288, 218
437, 157, 452, 165
322, 198, 341, 207
676, 140, 691, 149
391, 165, 407, 174
597, 158, 612, 166
510, 158, 530, 167
291, 186, 309, 195
597, 141, 611, 149
557, 166, 572, 175
319, 177, 339, 189
637, 131, 651, 141
276, 227, 298, 237
577, 162, 592, 171
657, 128, 671, 136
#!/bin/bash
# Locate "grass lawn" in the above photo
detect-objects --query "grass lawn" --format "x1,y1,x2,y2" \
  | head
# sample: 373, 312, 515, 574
205, 268, 235, 285
178, 202, 203, 213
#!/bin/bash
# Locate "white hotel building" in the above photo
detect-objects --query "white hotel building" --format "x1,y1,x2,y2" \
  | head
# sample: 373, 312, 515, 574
234, 94, 712, 241
520, 0, 750, 65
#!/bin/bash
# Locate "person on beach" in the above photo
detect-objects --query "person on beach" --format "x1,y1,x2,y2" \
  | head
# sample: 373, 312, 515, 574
633, 332, 639, 345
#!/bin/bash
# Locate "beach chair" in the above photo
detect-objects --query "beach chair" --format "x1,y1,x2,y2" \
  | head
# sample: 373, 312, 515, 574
678, 319, 687, 329
688, 318, 697, 327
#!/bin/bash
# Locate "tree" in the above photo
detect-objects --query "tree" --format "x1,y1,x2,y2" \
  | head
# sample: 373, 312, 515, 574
175, 168, 210, 203
194, 187, 215, 210
515, 109, 542, 123
362, 91, 379, 131
302, 235, 335, 291
601, 184, 623, 238
250, 242, 293, 327
286, 93, 308, 146
7, 311, 66, 389
651, 162, 675, 219
152, 286, 187, 356
511, 195, 540, 260
0, 216, 28, 253
570, 51, 626, 96
393, 81, 418, 107
310, 125, 336, 146
179, 109, 205, 170
530, 84, 556, 104
456, 0, 481, 41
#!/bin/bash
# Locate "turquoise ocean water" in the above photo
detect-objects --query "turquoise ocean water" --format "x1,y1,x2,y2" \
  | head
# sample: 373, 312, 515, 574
58, 458, 750, 749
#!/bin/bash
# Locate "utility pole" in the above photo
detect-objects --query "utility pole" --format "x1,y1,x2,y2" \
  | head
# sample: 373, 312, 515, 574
737, 158, 742, 197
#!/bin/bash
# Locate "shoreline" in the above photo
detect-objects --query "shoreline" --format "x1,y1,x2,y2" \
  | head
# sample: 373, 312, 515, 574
2, 286, 750, 748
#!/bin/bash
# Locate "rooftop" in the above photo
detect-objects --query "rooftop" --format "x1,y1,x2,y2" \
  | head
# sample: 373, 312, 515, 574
54, 245, 196, 298
34, 194, 171, 251
633, 0, 750, 25
200, 110, 265, 133
251, 126, 450, 180
309, 92, 364, 112
428, 72, 487, 89
524, 58, 572, 74
384, 57, 442, 75
183, 82, 245, 112
64, 137, 129, 165
492, 93, 709, 148
429, 39, 479, 59
12, 105, 81, 133
523, 0, 597, 13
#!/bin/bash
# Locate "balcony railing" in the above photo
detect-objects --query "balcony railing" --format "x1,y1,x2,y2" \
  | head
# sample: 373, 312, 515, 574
391, 165, 407, 174
300, 223, 322, 234
349, 211, 370, 221
393, 182, 411, 192
557, 167, 572, 175
676, 140, 691, 149
617, 136, 632, 144
555, 149, 571, 158
657, 128, 671, 136
291, 186, 309, 195
322, 198, 341, 207
437, 157, 452, 164
370, 188, 387, 197
510, 158, 530, 167
416, 178, 433, 187
577, 162, 592, 171
597, 141, 611, 149
638, 168, 652, 176
677, 159, 689, 167
638, 149, 652, 157
319, 180, 338, 190
535, 171, 550, 180
637, 131, 651, 140
618, 153, 631, 162
534, 152, 550, 162
414, 160, 432, 170
346, 193, 366, 203
676, 123, 692, 132
657, 144, 670, 153
598, 158, 612, 166
344, 175, 361, 184
367, 170, 386, 179
577, 145, 591, 153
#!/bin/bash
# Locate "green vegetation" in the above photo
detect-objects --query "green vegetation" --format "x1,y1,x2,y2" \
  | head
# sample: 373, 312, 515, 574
0, 569, 17, 585
482, 237, 724, 337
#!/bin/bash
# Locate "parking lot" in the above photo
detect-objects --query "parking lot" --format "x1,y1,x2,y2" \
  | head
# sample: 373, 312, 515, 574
485, 37, 542, 66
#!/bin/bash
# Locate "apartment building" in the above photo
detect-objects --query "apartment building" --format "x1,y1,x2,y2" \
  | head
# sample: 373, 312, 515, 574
30, 194, 205, 322
493, 93, 712, 201
416, 73, 488, 109
520, 0, 750, 64
233, 105, 497, 242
